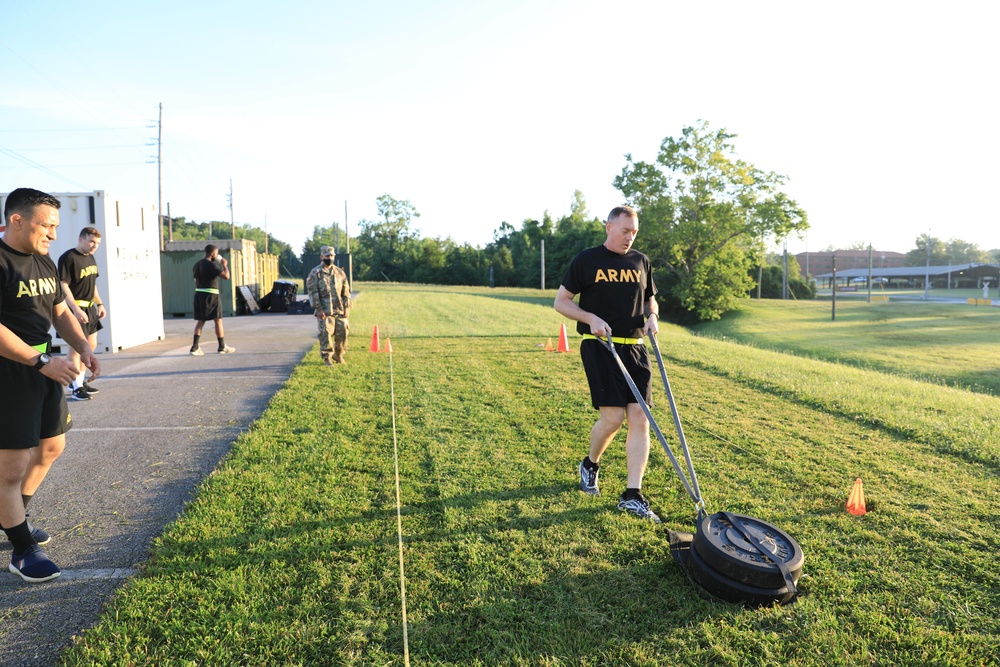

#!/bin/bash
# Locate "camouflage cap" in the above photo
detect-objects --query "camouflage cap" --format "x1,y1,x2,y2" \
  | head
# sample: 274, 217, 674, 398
320, 246, 335, 256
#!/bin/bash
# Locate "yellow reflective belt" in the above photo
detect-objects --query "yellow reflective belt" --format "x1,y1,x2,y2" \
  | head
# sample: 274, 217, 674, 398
30, 342, 47, 353
195, 288, 220, 294
75, 299, 93, 307
581, 334, 643, 345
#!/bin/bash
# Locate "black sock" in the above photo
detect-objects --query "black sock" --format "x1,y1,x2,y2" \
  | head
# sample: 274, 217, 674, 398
2, 521, 35, 555
583, 456, 599, 471
623, 487, 642, 500
22, 494, 32, 509
191, 334, 201, 351
217, 337, 226, 350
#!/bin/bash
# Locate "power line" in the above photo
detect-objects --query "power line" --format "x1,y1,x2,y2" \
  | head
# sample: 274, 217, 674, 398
0, 162, 147, 168
0, 145, 88, 189
2, 145, 146, 151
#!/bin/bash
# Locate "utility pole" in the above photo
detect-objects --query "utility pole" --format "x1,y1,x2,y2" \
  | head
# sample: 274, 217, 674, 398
867, 244, 873, 303
924, 229, 930, 300
540, 239, 546, 290
228, 179, 235, 240
148, 103, 163, 251
831, 253, 837, 321
782, 240, 788, 300
345, 200, 353, 286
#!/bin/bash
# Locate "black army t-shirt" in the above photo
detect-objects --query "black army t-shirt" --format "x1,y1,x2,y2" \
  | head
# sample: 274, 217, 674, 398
0, 238, 66, 346
193, 258, 223, 290
58, 248, 99, 301
561, 245, 657, 338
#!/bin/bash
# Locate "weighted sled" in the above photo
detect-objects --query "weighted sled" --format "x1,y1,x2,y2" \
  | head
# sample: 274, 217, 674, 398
598, 335, 805, 604
686, 537, 796, 606
692, 512, 803, 590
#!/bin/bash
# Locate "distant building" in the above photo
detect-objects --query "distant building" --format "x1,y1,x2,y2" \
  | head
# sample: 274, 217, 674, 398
795, 250, 906, 277
813, 262, 1000, 289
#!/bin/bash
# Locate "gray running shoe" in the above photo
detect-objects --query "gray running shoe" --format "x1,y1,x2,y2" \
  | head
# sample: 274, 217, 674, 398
579, 459, 600, 495
218, 346, 236, 354
190, 348, 204, 356
617, 493, 662, 522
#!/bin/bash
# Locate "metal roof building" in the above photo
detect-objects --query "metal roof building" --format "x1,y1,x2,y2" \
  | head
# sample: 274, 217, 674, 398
814, 263, 1000, 289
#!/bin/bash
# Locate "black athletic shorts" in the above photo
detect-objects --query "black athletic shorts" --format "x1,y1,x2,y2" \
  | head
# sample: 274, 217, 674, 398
194, 292, 222, 321
580, 338, 652, 410
0, 356, 72, 449
81, 304, 103, 336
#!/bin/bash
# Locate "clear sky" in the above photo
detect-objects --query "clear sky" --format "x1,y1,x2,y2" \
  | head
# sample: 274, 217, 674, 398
2, 0, 996, 256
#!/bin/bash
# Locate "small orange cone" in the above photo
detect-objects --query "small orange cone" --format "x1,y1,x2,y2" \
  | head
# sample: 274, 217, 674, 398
545, 338, 554, 352
846, 478, 866, 516
556, 323, 570, 353
385, 337, 393, 354
369, 325, 381, 352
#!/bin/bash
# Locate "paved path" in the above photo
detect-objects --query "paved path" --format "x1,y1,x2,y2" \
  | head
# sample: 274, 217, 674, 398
0, 311, 318, 667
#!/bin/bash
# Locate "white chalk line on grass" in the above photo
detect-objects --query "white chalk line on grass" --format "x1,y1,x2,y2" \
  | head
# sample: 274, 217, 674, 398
389, 345, 411, 667
58, 568, 138, 581
71, 426, 242, 432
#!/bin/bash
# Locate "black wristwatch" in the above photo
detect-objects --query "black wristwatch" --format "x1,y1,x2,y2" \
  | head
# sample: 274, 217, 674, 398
34, 353, 52, 370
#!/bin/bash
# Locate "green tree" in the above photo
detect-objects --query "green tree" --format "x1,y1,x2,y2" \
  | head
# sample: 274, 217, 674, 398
905, 235, 949, 266
613, 121, 809, 322
163, 216, 297, 277
945, 239, 991, 264
353, 194, 420, 281
753, 265, 816, 300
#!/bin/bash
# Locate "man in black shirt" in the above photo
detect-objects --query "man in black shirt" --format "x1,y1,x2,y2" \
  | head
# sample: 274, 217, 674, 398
190, 244, 235, 355
554, 206, 661, 521
0, 188, 101, 582
58, 227, 106, 401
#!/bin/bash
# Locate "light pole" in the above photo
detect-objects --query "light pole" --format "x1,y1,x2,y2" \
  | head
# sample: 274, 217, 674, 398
924, 230, 930, 301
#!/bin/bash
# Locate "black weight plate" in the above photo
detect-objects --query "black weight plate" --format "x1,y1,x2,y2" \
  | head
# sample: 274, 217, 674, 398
693, 512, 803, 589
686, 540, 795, 606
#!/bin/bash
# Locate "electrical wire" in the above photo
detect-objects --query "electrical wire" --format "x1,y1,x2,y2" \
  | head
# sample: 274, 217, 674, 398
0, 145, 88, 189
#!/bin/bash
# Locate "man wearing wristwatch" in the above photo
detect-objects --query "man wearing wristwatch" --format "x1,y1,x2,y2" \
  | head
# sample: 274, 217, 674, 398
554, 205, 661, 522
0, 188, 101, 583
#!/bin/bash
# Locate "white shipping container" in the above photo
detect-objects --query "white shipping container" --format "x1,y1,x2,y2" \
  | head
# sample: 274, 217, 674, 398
1, 190, 165, 353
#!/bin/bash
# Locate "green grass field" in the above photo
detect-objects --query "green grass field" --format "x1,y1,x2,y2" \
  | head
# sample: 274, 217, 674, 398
694, 299, 1000, 395
60, 286, 1000, 666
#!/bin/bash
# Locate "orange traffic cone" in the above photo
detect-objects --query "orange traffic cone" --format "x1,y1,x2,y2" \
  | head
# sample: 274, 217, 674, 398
556, 323, 570, 353
385, 337, 393, 354
545, 338, 554, 352
846, 478, 866, 516
369, 325, 381, 352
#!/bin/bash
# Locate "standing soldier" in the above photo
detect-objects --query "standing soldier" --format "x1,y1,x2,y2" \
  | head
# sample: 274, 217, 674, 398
189, 245, 235, 356
1, 187, 101, 582
306, 246, 351, 365
58, 227, 106, 401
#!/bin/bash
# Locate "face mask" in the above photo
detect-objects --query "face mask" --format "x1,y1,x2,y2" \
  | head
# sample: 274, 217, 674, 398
322, 257, 333, 266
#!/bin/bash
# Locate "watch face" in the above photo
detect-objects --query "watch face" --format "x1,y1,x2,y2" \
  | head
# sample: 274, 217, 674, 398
41, 354, 51, 364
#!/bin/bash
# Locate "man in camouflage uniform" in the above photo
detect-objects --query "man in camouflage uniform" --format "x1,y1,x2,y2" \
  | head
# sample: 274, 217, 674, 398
306, 246, 352, 365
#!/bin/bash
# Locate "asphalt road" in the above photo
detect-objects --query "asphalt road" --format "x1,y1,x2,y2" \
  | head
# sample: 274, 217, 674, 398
0, 310, 318, 666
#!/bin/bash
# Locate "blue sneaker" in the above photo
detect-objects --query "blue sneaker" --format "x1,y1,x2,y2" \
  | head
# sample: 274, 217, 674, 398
28, 522, 50, 546
617, 492, 662, 523
9, 544, 61, 582
579, 459, 600, 495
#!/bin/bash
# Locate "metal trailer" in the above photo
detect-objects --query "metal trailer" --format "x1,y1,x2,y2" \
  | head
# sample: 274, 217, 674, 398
0, 190, 165, 353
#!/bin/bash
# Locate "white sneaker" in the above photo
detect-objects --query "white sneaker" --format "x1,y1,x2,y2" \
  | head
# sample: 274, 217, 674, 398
190, 348, 204, 356
218, 346, 236, 354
